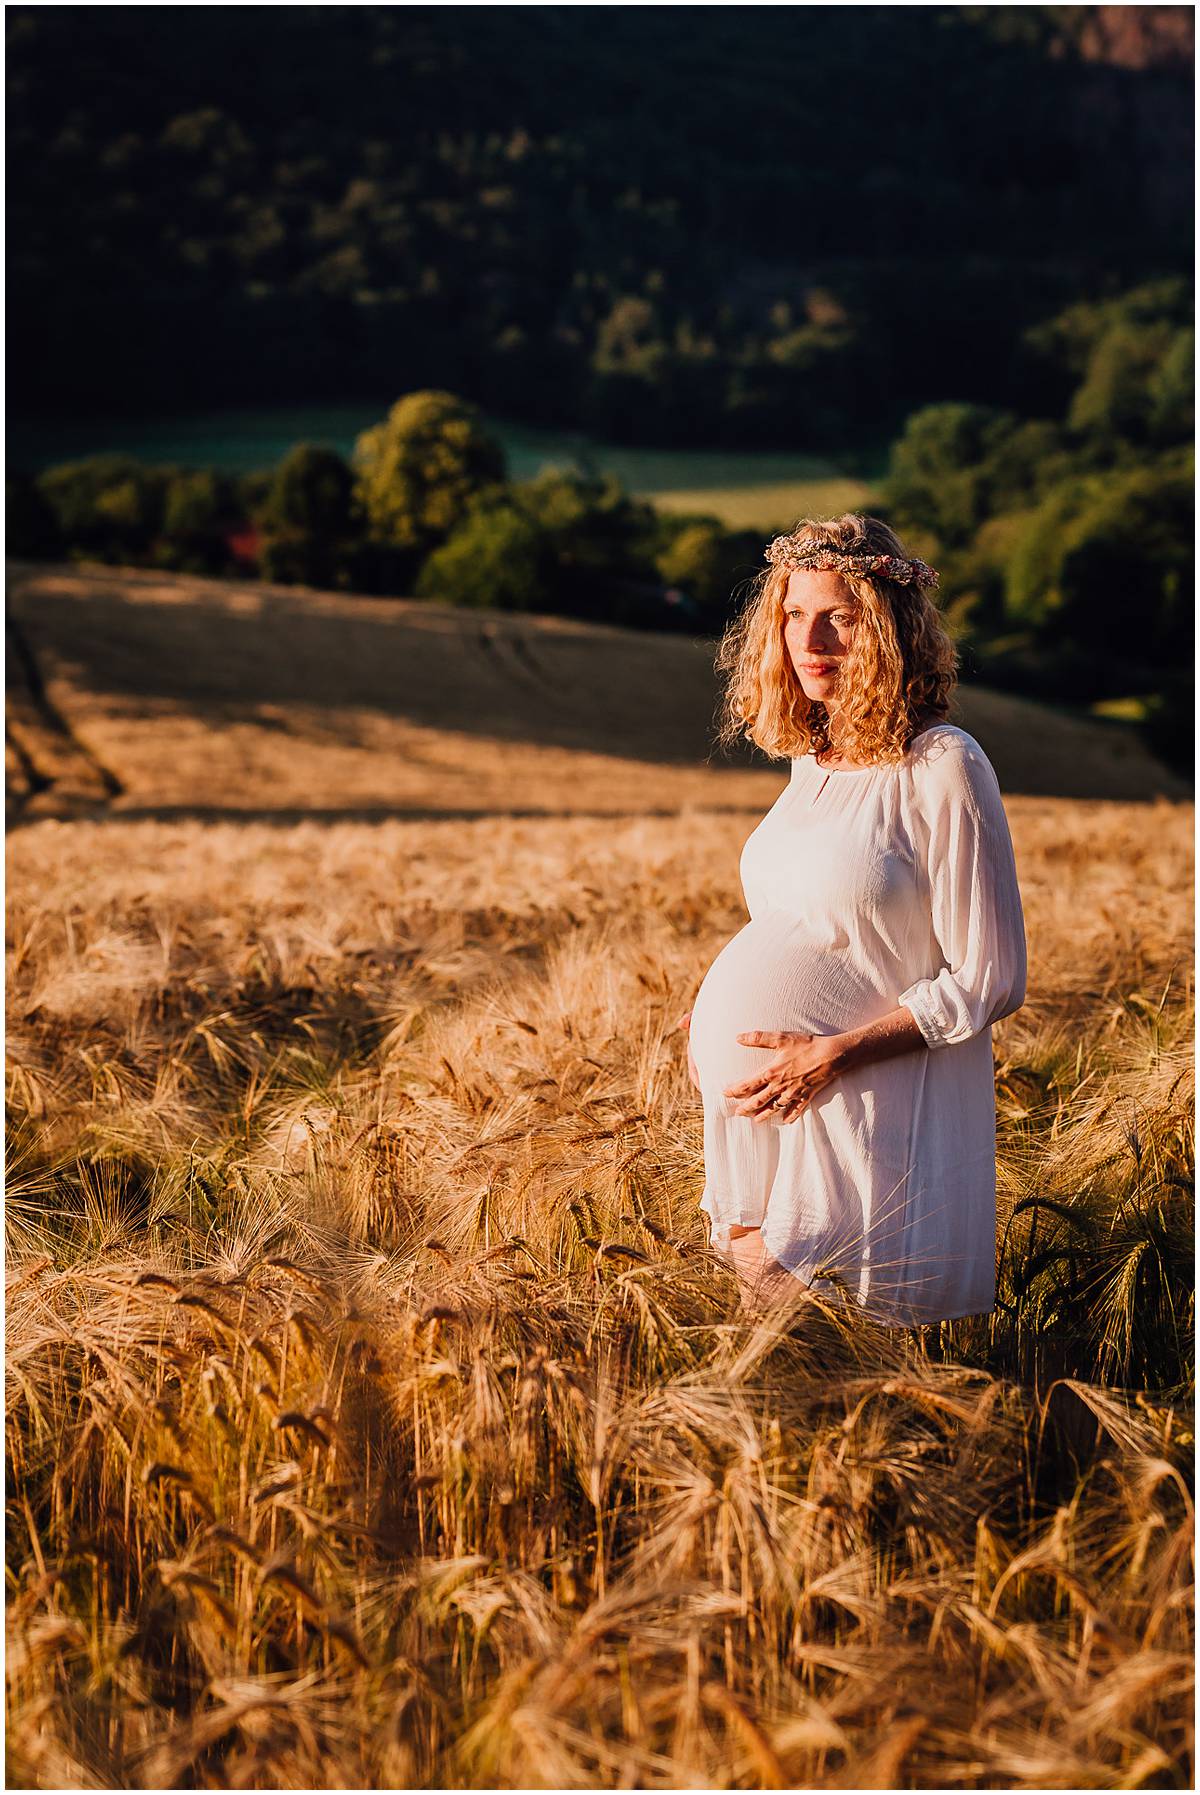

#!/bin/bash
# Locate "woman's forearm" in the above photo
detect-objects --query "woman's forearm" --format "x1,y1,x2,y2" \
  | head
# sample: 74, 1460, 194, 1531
830, 1006, 929, 1074
725, 1009, 932, 1121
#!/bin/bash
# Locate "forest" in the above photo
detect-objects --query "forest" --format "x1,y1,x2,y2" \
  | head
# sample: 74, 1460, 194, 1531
6, 7, 1193, 443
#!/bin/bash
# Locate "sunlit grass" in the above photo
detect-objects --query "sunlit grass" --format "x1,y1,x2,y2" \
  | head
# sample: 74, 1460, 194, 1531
651, 476, 873, 531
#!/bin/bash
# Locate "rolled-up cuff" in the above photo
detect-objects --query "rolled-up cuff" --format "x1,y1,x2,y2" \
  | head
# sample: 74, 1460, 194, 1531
897, 984, 952, 1049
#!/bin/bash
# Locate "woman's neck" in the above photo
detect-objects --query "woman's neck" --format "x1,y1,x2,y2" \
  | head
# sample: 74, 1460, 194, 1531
813, 711, 939, 769
813, 708, 858, 768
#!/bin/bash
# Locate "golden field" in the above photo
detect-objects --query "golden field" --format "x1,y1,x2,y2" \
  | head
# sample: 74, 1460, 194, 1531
5, 564, 1195, 1788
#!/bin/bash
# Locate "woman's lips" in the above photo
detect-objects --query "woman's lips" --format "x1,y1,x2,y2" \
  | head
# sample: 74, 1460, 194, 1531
800, 661, 837, 674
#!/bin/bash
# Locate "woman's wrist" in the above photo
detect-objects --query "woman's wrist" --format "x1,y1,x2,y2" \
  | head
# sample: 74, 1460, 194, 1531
828, 1027, 869, 1074
831, 1009, 928, 1073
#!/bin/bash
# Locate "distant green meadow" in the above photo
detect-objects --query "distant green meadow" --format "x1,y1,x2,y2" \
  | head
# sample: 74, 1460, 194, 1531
9, 405, 880, 532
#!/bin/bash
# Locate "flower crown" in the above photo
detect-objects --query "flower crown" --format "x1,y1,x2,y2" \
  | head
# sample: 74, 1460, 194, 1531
765, 535, 940, 589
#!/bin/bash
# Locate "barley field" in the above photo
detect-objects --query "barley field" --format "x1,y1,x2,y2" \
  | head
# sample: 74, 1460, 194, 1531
5, 568, 1195, 1789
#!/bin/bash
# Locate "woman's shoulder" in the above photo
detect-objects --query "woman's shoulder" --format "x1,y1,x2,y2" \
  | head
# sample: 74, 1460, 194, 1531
906, 722, 1003, 805
909, 721, 983, 759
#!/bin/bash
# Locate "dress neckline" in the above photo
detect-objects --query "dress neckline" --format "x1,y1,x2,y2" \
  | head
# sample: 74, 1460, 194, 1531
810, 756, 881, 778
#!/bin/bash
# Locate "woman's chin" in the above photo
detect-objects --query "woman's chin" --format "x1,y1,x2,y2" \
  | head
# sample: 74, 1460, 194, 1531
799, 677, 838, 699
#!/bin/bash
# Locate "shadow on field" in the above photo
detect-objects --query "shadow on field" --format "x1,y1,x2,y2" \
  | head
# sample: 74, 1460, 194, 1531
6, 563, 741, 765
6, 561, 1192, 810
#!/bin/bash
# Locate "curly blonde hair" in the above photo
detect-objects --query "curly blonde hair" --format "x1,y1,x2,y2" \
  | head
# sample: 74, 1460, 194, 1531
715, 513, 958, 764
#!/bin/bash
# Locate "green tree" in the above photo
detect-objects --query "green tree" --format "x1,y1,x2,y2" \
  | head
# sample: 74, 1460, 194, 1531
1147, 328, 1194, 447
258, 443, 362, 588
654, 519, 762, 627
593, 297, 667, 381
1021, 278, 1193, 448
157, 469, 240, 575
352, 391, 506, 575
35, 456, 169, 563
1005, 458, 1193, 665
514, 469, 661, 618
1068, 325, 1178, 447
881, 404, 1024, 550
413, 499, 547, 611
656, 521, 726, 601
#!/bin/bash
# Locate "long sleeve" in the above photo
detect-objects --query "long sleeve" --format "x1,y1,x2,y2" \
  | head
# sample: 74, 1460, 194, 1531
897, 733, 1027, 1049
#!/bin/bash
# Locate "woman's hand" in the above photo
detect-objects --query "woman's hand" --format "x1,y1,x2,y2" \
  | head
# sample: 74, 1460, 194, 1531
724, 1030, 846, 1122
726, 1011, 927, 1121
675, 1009, 701, 1092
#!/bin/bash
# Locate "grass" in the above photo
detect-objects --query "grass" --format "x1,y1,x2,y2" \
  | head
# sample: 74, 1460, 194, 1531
650, 477, 873, 531
6, 782, 1194, 1787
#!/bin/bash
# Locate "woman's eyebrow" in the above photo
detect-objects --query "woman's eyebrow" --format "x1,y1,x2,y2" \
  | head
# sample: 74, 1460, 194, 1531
783, 601, 857, 613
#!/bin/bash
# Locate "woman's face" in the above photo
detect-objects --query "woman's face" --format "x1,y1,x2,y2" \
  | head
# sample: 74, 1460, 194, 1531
781, 568, 859, 701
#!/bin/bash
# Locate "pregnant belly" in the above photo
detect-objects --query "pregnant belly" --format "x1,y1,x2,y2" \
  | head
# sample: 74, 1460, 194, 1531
689, 910, 891, 1111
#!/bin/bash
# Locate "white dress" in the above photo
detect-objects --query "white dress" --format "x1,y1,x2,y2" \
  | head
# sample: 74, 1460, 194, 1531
689, 722, 1027, 1324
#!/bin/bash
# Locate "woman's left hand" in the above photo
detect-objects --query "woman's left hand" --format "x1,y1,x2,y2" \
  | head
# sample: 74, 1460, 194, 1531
724, 1030, 846, 1123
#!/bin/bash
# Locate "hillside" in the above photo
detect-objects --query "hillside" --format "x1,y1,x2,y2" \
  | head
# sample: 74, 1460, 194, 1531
5, 561, 1190, 825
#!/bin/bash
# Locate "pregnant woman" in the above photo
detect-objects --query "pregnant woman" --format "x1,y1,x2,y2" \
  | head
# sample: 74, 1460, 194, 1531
682, 513, 1027, 1324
